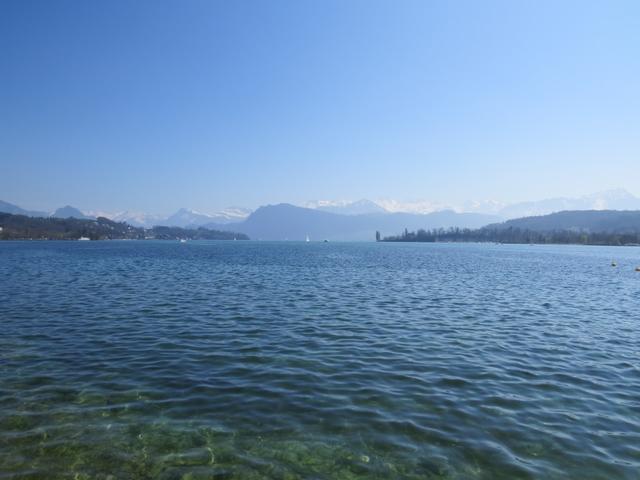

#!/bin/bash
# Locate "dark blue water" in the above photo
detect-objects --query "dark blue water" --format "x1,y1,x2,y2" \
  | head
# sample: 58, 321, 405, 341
1, 241, 639, 479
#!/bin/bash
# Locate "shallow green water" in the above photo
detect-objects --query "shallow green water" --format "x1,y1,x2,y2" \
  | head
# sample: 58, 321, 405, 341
1, 241, 639, 479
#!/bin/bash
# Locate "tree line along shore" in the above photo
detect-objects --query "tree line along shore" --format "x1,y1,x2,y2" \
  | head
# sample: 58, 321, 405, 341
0, 213, 248, 241
379, 227, 640, 246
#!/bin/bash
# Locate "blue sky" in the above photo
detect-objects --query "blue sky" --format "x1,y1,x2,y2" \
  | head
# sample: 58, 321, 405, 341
1, 0, 639, 213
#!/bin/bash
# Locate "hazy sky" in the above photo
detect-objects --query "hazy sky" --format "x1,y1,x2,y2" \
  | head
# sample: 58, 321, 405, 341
1, 0, 639, 213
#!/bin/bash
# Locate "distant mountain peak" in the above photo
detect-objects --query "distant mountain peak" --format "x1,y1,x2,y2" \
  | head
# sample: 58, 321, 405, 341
234, 202, 498, 241
0, 200, 48, 217
51, 205, 93, 220
161, 206, 252, 228
374, 198, 451, 215
175, 207, 204, 215
163, 208, 214, 227
498, 189, 640, 219
306, 199, 387, 215
583, 188, 636, 203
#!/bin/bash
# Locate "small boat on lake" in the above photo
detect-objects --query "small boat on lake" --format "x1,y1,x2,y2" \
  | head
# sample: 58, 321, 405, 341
78, 237, 90, 241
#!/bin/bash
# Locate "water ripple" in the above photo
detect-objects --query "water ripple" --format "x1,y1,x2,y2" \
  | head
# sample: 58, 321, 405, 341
0, 241, 639, 479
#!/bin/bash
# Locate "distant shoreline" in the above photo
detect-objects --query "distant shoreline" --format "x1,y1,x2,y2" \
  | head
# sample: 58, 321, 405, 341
2, 238, 640, 248
0, 238, 249, 242
0, 212, 248, 242
380, 223, 640, 247
380, 239, 640, 247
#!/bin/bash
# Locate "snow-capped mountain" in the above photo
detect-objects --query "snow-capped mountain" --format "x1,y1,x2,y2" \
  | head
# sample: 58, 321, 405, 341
109, 211, 166, 228
308, 190, 640, 218
305, 199, 387, 215
163, 208, 218, 227
84, 210, 121, 220
457, 199, 508, 215
374, 198, 452, 215
498, 189, 640, 219
103, 208, 251, 228
162, 207, 252, 227
3, 189, 639, 230
580, 189, 640, 210
209, 207, 253, 224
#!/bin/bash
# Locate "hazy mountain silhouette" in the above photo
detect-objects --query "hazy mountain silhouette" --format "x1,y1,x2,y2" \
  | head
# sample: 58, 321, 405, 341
162, 207, 252, 228
163, 208, 218, 228
498, 189, 640, 219
110, 211, 166, 228
204, 203, 499, 241
51, 205, 94, 220
4, 189, 640, 238
491, 210, 640, 234
0, 200, 48, 217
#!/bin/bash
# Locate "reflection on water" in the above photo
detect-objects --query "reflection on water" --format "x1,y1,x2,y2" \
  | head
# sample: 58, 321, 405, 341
1, 241, 639, 479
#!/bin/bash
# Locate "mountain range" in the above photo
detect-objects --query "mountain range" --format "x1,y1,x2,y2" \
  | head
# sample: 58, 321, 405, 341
0, 201, 252, 228
2, 189, 640, 241
306, 189, 640, 217
0, 200, 48, 218
495, 189, 640, 219
304, 199, 387, 215
491, 210, 640, 234
382, 210, 640, 246
107, 207, 252, 227
202, 204, 499, 241
391, 189, 640, 217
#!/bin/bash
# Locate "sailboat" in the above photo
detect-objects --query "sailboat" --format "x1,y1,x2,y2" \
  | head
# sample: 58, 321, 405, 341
305, 235, 310, 242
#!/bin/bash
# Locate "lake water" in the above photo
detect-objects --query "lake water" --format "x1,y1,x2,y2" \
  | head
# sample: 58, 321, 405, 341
1, 241, 639, 479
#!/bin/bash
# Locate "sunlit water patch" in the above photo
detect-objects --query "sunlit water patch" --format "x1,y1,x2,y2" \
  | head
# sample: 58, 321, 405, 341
1, 241, 639, 479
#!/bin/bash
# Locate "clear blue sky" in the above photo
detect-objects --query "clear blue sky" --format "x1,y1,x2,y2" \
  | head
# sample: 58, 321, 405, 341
1, 0, 639, 213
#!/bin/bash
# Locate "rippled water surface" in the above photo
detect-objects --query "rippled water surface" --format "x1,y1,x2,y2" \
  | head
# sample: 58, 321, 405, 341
1, 241, 639, 479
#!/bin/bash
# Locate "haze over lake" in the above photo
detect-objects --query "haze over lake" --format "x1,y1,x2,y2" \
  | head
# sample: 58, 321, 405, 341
1, 241, 639, 479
